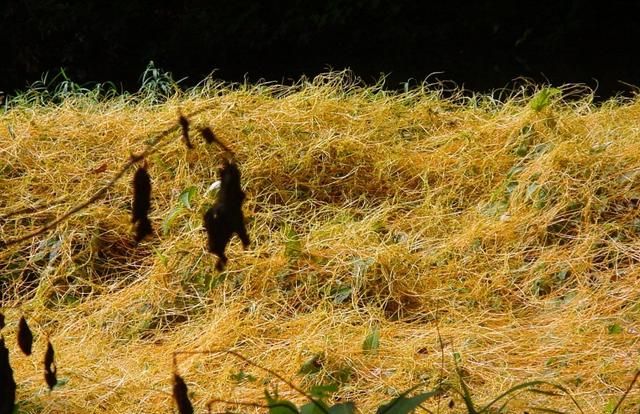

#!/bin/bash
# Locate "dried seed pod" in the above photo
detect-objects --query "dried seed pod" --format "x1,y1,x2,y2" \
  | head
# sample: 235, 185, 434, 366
179, 115, 193, 149
203, 159, 250, 270
0, 312, 4, 330
132, 165, 153, 242
200, 127, 233, 155
17, 316, 33, 356
0, 336, 16, 414
200, 127, 217, 145
44, 340, 57, 390
135, 216, 153, 243
173, 373, 194, 414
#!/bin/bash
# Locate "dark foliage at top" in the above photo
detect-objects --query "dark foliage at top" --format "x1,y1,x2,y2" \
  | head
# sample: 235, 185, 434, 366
1, 1, 639, 99
204, 159, 250, 271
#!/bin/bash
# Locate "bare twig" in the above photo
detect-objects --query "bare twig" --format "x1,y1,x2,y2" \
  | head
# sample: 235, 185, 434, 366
0, 195, 70, 220
611, 370, 640, 414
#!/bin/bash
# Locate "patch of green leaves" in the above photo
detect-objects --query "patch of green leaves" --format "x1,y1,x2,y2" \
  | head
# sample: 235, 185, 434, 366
530, 88, 562, 112
230, 370, 258, 383
363, 326, 381, 353
309, 384, 339, 400
376, 385, 440, 414
330, 285, 353, 304
162, 207, 184, 236
299, 354, 324, 375
179, 186, 198, 209
162, 186, 198, 235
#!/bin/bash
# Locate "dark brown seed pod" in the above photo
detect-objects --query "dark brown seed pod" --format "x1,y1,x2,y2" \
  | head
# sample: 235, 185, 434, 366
200, 127, 233, 155
173, 373, 194, 414
200, 126, 217, 145
44, 340, 57, 390
135, 216, 153, 243
203, 159, 250, 270
0, 336, 16, 414
0, 312, 4, 330
17, 316, 33, 356
179, 115, 193, 149
132, 165, 153, 242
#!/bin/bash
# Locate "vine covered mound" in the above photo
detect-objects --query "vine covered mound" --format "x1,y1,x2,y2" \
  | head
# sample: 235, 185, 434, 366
1, 73, 640, 412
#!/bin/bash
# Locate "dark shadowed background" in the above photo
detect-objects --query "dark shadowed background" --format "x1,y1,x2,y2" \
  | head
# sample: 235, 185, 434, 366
1, 0, 638, 98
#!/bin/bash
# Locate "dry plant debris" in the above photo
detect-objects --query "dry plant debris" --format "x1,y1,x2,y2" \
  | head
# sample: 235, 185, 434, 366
1, 73, 640, 412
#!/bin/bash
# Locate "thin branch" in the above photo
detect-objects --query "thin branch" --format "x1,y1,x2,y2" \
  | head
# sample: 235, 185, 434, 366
0, 102, 230, 249
0, 195, 70, 220
611, 370, 640, 414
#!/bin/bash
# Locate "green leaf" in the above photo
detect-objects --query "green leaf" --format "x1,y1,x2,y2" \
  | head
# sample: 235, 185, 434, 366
515, 141, 530, 156
481, 380, 579, 414
328, 402, 356, 414
555, 269, 570, 282
268, 401, 300, 414
527, 182, 540, 200
179, 186, 198, 209
534, 187, 551, 209
151, 154, 175, 177
54, 377, 69, 388
603, 398, 618, 414
363, 326, 381, 353
309, 384, 339, 399
506, 165, 524, 178
332, 286, 352, 304
453, 352, 462, 365
265, 390, 300, 414
481, 199, 508, 217
299, 354, 324, 375
230, 370, 257, 383
301, 401, 329, 414
161, 206, 184, 235
352, 256, 374, 279
608, 323, 623, 334
151, 246, 168, 266
284, 225, 302, 259
376, 389, 440, 414
530, 88, 562, 112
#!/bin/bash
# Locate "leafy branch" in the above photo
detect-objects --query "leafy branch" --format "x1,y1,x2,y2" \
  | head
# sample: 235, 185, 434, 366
0, 102, 233, 249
